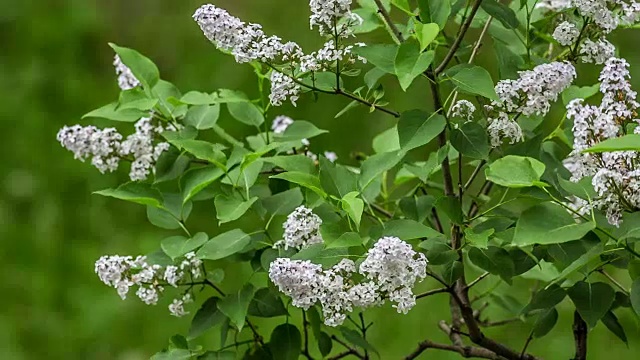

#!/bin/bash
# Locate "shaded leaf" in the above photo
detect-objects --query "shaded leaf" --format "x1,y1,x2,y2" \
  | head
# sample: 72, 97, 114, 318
197, 229, 252, 260
217, 284, 255, 331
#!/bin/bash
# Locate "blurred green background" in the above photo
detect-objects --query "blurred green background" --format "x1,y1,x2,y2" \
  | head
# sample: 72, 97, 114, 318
1, 0, 639, 359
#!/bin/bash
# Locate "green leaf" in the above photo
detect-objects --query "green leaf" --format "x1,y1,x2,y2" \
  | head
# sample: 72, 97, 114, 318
109, 43, 160, 89
262, 188, 304, 215
162, 232, 208, 260
562, 84, 600, 105
549, 244, 604, 285
421, 242, 457, 265
481, 0, 519, 29
532, 308, 558, 338
82, 102, 148, 122
188, 297, 226, 340
167, 139, 227, 169
359, 150, 404, 191
373, 126, 400, 153
319, 157, 358, 198
394, 39, 435, 90
435, 196, 464, 225
214, 195, 258, 224
631, 278, 640, 316
275, 120, 328, 141
180, 91, 218, 105
414, 23, 440, 52
248, 288, 288, 318
468, 246, 515, 283
150, 349, 191, 360
464, 227, 494, 248
217, 89, 250, 103
451, 122, 490, 159
441, 260, 464, 284
326, 232, 363, 249
523, 285, 567, 314
485, 155, 546, 188
494, 42, 524, 80
227, 102, 264, 127
271, 172, 326, 198
184, 104, 220, 129
352, 44, 398, 74
263, 155, 316, 174
399, 195, 434, 222
180, 166, 225, 204
155, 152, 191, 184
147, 206, 181, 229
317, 332, 333, 357
602, 311, 628, 344
583, 134, 640, 153
341, 192, 364, 229
339, 327, 379, 355
418, 0, 451, 29
372, 219, 442, 240
197, 229, 252, 260
568, 281, 615, 328
398, 110, 446, 151
94, 182, 162, 207
449, 66, 499, 101
513, 202, 595, 246
269, 324, 301, 360
217, 284, 255, 331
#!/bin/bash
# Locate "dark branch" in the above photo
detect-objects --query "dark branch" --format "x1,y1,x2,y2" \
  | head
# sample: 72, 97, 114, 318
404, 338, 501, 360
331, 335, 366, 359
572, 311, 588, 360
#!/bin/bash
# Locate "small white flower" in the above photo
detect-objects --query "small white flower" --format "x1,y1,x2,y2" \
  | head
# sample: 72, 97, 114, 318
272, 115, 294, 134
324, 151, 338, 163
553, 21, 579, 46
169, 293, 193, 317
114, 55, 140, 90
451, 100, 476, 121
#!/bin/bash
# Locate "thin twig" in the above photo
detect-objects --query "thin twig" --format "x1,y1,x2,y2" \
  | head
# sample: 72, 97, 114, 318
434, 0, 485, 75
599, 269, 629, 295
416, 287, 450, 299
465, 272, 490, 290
373, 0, 404, 43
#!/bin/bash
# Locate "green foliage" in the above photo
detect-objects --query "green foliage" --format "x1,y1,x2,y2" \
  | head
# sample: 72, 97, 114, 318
46, 0, 640, 359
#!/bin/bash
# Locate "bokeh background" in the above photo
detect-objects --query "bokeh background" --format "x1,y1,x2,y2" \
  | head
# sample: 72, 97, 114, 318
1, 0, 639, 359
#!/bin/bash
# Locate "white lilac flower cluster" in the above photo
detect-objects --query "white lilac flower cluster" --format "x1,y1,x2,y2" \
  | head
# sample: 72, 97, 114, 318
451, 100, 476, 122
95, 252, 203, 317
552, 21, 579, 46
114, 55, 140, 90
309, 0, 361, 37
276, 206, 324, 250
193, 2, 365, 107
57, 117, 171, 181
272, 117, 338, 163
269, 237, 427, 326
571, 0, 640, 33
547, 0, 640, 64
564, 57, 640, 225
580, 38, 616, 64
486, 62, 576, 147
